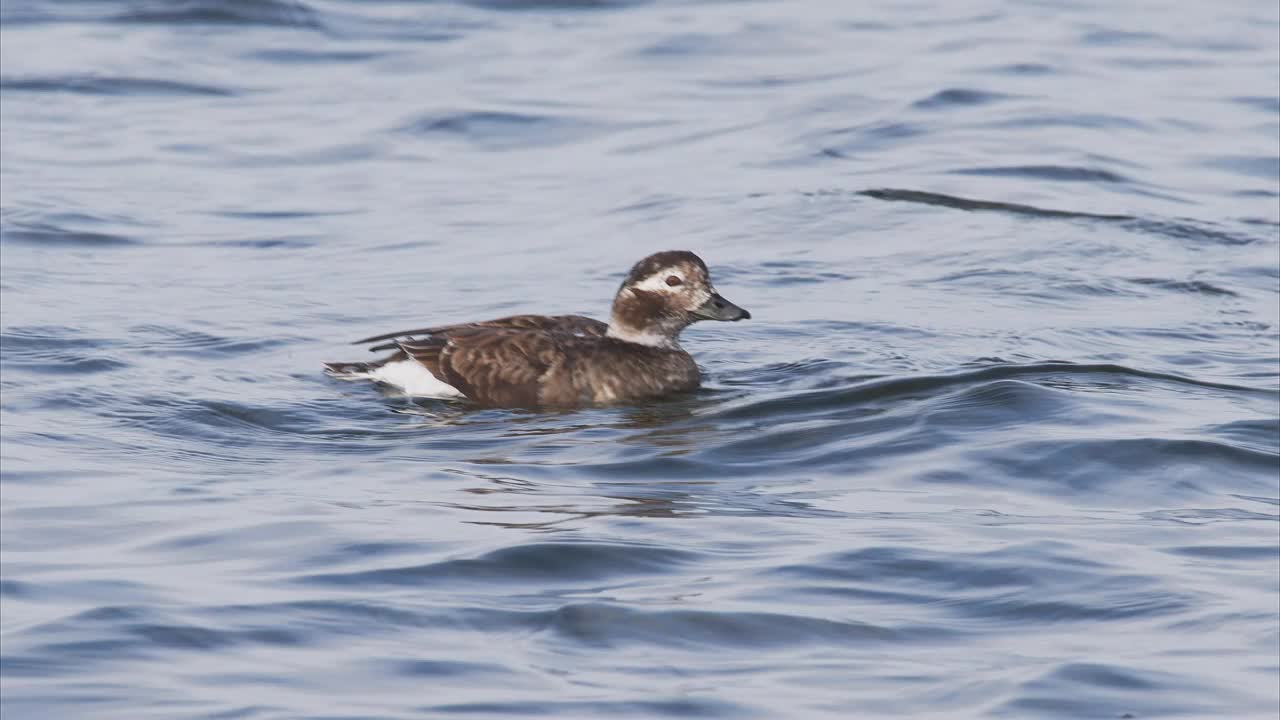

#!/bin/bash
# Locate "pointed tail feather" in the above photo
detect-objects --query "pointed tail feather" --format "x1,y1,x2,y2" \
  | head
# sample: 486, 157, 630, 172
324, 361, 376, 377
325, 349, 409, 378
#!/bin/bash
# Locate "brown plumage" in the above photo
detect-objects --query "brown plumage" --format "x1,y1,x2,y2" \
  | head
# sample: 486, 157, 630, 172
325, 251, 750, 408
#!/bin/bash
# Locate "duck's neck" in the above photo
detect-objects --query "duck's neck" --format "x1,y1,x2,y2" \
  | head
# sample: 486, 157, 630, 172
606, 320, 681, 349
608, 288, 687, 349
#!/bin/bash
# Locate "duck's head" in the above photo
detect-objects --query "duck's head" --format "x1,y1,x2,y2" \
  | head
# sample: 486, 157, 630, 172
607, 250, 750, 348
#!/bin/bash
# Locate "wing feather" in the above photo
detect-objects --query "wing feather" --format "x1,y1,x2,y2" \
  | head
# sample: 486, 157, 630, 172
396, 328, 569, 407
353, 314, 605, 347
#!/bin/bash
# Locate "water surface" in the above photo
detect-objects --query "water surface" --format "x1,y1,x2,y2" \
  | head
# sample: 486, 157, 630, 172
2, 1, 1278, 718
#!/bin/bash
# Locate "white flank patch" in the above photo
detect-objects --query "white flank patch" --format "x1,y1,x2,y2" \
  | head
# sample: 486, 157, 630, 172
369, 359, 464, 398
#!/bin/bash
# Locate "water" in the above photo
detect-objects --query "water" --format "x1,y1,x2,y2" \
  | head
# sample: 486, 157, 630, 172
2, 1, 1278, 718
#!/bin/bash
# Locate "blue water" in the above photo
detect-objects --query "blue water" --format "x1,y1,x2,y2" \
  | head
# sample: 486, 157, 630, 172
2, 1, 1278, 718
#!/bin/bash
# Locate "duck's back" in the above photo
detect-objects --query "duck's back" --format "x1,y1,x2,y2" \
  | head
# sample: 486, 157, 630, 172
398, 328, 698, 407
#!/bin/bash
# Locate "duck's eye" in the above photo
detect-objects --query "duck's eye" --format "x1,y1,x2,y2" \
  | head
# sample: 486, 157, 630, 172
665, 275, 683, 287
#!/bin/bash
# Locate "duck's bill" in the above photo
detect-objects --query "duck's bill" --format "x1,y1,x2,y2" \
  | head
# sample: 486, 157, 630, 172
692, 292, 751, 321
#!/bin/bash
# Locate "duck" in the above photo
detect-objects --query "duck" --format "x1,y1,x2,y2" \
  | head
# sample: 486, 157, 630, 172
324, 250, 750, 408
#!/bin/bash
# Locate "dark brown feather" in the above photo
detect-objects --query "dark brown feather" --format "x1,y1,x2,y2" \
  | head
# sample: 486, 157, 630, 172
353, 314, 605, 346
620, 251, 707, 287
612, 289, 670, 334
400, 329, 563, 407
389, 328, 699, 408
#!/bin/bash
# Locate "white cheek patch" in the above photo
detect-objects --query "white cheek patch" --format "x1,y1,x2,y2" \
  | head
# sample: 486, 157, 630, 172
632, 270, 686, 293
623, 274, 712, 312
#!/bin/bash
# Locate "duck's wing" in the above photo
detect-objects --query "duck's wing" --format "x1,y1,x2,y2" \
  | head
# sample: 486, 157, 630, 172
353, 314, 606, 351
396, 328, 570, 407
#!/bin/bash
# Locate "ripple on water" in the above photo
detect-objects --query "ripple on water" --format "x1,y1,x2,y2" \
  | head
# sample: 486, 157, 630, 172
1198, 154, 1280, 181
1231, 95, 1280, 114
948, 165, 1134, 184
911, 88, 1013, 110
296, 542, 704, 588
398, 111, 620, 151
127, 325, 296, 357
859, 187, 1270, 244
767, 543, 1193, 625
1, 75, 238, 97
1125, 276, 1239, 297
465, 0, 644, 10
994, 662, 1226, 719
244, 48, 396, 64
420, 698, 752, 718
0, 221, 139, 247
543, 603, 932, 649
0, 327, 126, 375
982, 112, 1151, 131
109, 0, 320, 28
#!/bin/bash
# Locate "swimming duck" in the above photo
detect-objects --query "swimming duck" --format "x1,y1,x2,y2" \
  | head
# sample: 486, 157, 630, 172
324, 250, 750, 408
